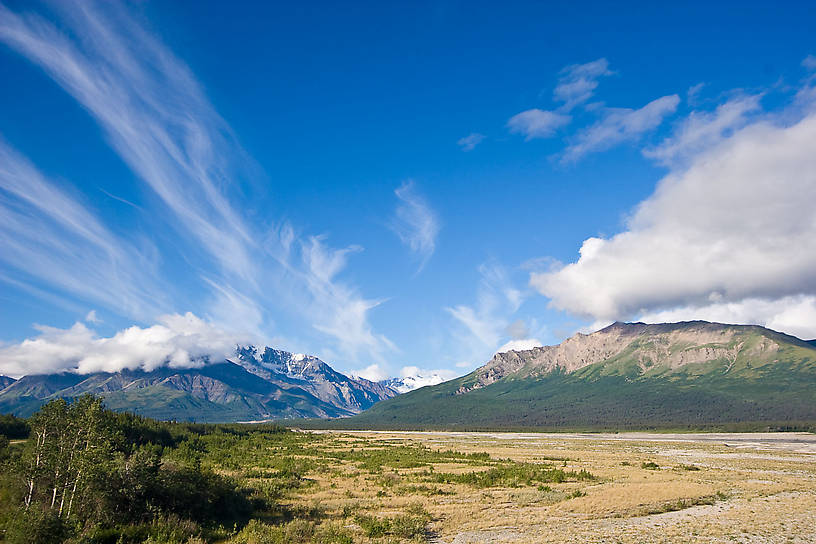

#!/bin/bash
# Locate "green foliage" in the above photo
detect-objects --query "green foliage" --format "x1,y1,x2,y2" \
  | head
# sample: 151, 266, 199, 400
0, 413, 29, 439
231, 519, 353, 544
429, 462, 594, 488
0, 396, 256, 544
641, 461, 660, 470
354, 505, 430, 539
1, 396, 598, 544
3, 507, 71, 544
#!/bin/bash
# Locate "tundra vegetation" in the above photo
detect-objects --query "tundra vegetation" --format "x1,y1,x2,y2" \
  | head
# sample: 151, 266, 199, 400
1, 397, 815, 543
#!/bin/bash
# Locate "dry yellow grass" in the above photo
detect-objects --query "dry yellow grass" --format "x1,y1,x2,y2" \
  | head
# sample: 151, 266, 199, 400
276, 430, 816, 543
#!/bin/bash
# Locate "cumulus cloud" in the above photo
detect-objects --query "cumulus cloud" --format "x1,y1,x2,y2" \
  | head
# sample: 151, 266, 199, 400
640, 296, 816, 341
0, 313, 250, 378
554, 58, 614, 111
0, 1, 393, 365
644, 93, 763, 166
391, 181, 440, 272
84, 310, 100, 324
457, 132, 485, 151
532, 97, 816, 339
562, 94, 680, 161
495, 338, 543, 354
350, 363, 389, 382
507, 109, 571, 140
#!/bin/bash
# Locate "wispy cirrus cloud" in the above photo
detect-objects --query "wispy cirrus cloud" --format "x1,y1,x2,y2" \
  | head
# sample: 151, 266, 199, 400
505, 59, 681, 161
391, 181, 440, 272
0, 138, 166, 319
643, 93, 762, 166
553, 58, 614, 111
446, 263, 543, 366
505, 58, 613, 142
561, 94, 680, 162
457, 132, 485, 151
0, 1, 393, 366
506, 109, 571, 140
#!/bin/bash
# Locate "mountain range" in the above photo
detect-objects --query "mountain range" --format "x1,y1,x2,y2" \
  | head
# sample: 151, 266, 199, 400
3, 321, 816, 429
0, 346, 397, 422
334, 321, 816, 430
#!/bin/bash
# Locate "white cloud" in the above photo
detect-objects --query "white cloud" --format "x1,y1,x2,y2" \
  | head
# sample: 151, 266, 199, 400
391, 181, 440, 272
532, 98, 816, 340
0, 2, 392, 365
495, 338, 543, 354
350, 363, 389, 382
640, 295, 816, 341
84, 310, 100, 324
300, 236, 395, 361
0, 139, 166, 319
457, 132, 485, 151
687, 82, 706, 106
554, 58, 613, 111
562, 94, 680, 161
803, 55, 816, 71
444, 263, 543, 367
0, 313, 251, 378
507, 109, 571, 140
644, 93, 762, 166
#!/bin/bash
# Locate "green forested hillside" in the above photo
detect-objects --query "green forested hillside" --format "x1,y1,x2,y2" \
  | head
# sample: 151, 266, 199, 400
322, 322, 816, 431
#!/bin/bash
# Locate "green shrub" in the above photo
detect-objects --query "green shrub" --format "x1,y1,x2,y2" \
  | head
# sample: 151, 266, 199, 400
354, 514, 390, 538
314, 523, 353, 544
3, 508, 72, 544
353, 504, 430, 540
0, 414, 29, 439
430, 462, 594, 488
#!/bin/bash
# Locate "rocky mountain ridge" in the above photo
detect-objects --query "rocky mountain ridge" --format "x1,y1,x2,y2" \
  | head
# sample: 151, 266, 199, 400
0, 346, 398, 422
459, 321, 794, 394
335, 321, 816, 430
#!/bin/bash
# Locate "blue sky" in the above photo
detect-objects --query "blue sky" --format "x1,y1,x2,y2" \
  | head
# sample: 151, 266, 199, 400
1, 0, 816, 379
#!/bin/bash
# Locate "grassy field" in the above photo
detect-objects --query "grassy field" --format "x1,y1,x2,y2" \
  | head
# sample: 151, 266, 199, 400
205, 429, 816, 543
4, 404, 815, 543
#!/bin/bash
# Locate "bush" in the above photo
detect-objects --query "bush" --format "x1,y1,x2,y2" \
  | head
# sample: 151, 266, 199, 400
430, 462, 594, 488
230, 520, 353, 544
354, 505, 431, 539
353, 514, 390, 538
0, 414, 29, 439
3, 508, 72, 544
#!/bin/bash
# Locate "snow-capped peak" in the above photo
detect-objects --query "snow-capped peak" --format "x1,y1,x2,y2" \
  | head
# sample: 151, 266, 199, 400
380, 372, 449, 393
